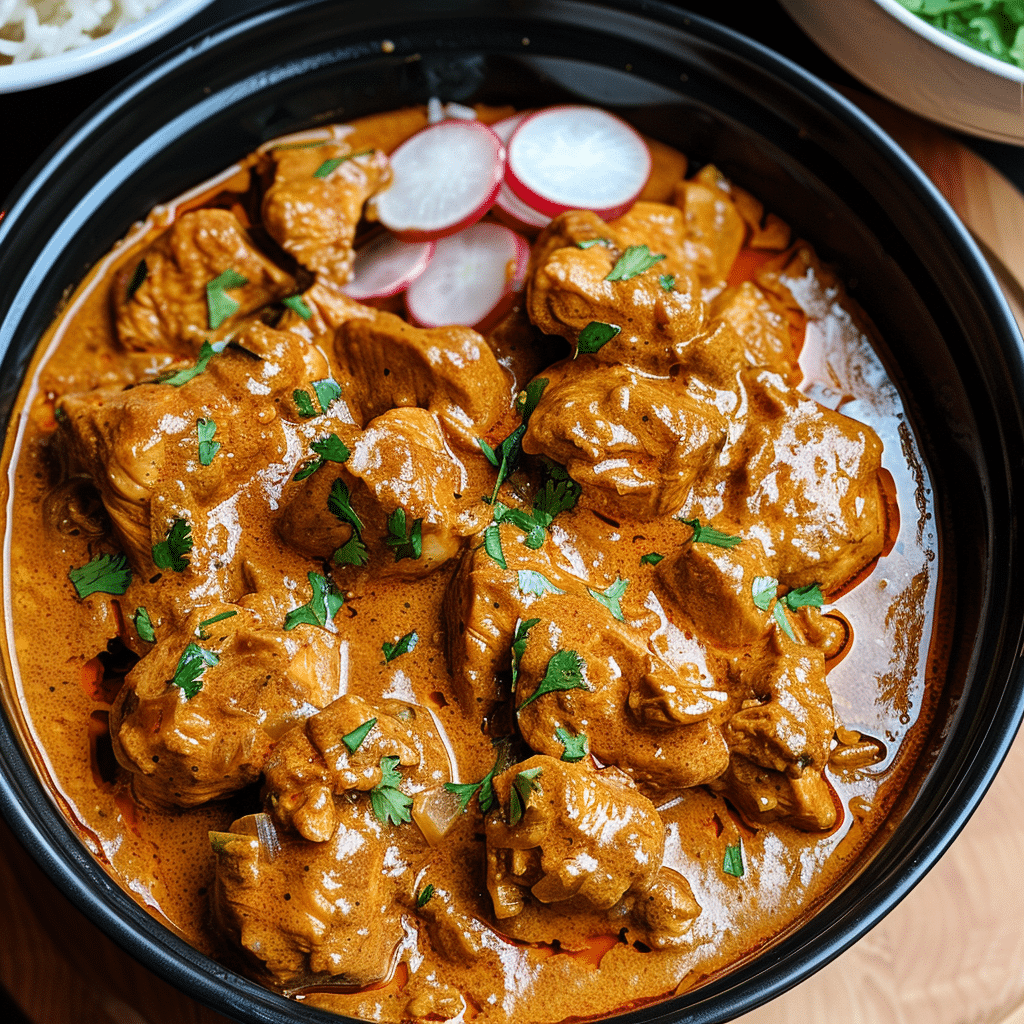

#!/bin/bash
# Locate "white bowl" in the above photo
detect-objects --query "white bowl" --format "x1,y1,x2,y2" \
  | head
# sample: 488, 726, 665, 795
779, 0, 1024, 144
0, 0, 217, 93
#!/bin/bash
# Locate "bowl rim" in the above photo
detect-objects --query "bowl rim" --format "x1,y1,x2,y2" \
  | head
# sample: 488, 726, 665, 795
1, 2, 1023, 1022
872, 0, 1024, 82
0, 0, 218, 94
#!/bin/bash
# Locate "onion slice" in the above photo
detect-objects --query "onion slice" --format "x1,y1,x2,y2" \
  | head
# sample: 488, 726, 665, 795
341, 234, 435, 300
371, 120, 505, 242
405, 222, 530, 332
505, 105, 651, 220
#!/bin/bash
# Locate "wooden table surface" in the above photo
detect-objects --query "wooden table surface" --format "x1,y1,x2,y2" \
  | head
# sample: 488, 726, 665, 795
2, 94, 1022, 1024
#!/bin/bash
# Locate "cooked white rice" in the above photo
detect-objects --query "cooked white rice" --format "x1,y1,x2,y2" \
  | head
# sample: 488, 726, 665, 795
0, 1, 165, 64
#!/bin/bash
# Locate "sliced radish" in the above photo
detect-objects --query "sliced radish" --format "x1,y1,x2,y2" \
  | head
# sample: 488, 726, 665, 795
489, 113, 551, 233
371, 120, 505, 242
405, 222, 530, 332
341, 234, 435, 300
505, 105, 651, 221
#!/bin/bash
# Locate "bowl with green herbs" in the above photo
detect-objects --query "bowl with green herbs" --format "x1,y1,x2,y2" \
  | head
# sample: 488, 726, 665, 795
779, 0, 1024, 143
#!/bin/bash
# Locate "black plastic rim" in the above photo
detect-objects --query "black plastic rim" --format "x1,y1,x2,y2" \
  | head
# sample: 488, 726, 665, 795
1, 2, 1023, 1023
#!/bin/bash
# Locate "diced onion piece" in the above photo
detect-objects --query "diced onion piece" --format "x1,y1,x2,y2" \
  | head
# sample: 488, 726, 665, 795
405, 222, 530, 332
371, 120, 505, 242
412, 784, 464, 846
505, 105, 651, 220
342, 234, 435, 300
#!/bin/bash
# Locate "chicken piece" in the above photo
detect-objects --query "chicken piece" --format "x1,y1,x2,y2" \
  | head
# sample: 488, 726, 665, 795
113, 209, 295, 355
261, 142, 391, 287
110, 606, 345, 808
695, 369, 886, 591
522, 360, 727, 520
485, 756, 700, 947
673, 165, 747, 291
212, 805, 406, 987
334, 311, 511, 447
527, 207, 706, 373
637, 137, 688, 203
263, 693, 450, 842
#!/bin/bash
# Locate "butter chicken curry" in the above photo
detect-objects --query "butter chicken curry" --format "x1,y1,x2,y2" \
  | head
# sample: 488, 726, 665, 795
0, 103, 942, 1023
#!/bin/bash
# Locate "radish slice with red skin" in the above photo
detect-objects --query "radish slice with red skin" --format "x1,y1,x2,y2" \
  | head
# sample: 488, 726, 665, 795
371, 120, 505, 242
490, 113, 551, 232
505, 105, 652, 220
341, 234, 435, 300
405, 222, 530, 333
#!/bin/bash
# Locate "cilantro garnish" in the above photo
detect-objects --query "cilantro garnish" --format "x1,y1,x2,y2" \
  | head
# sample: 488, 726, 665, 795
333, 534, 369, 566
198, 610, 237, 639
517, 570, 564, 596
508, 766, 542, 826
773, 602, 797, 641
206, 269, 248, 330
293, 378, 342, 418
680, 517, 743, 548
783, 583, 824, 610
385, 508, 423, 562
294, 433, 350, 481
342, 717, 377, 754
659, 273, 676, 292
416, 883, 436, 908
493, 502, 546, 549
640, 552, 664, 565
575, 321, 620, 357
134, 606, 155, 642
516, 377, 550, 421
369, 755, 413, 825
152, 518, 193, 573
477, 437, 499, 466
555, 726, 588, 763
170, 642, 219, 699
518, 649, 587, 710
125, 259, 147, 300
511, 617, 540, 689
483, 524, 506, 568
577, 238, 611, 249
282, 294, 313, 321
588, 576, 629, 621
156, 340, 221, 387
751, 575, 778, 612
723, 840, 744, 878
284, 571, 343, 630
197, 418, 220, 466
486, 378, 549, 503
444, 742, 513, 815
383, 630, 418, 663
69, 552, 132, 599
327, 478, 364, 535
605, 244, 666, 281
312, 148, 374, 178
492, 465, 580, 551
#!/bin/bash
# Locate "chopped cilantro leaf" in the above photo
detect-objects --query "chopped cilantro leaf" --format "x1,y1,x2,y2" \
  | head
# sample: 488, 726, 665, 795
385, 507, 423, 562
488, 378, 550, 504
369, 755, 413, 825
327, 478, 364, 535
783, 583, 824, 610
170, 642, 219, 700
157, 340, 220, 387
416, 883, 436, 908
69, 552, 132, 598
751, 575, 779, 612
197, 418, 221, 466
383, 630, 418, 663
605, 244, 665, 281
575, 320, 620, 357
508, 766, 542, 826
333, 534, 369, 566
680, 517, 743, 548
152, 518, 193, 573
198, 610, 237, 639
518, 649, 587, 710
555, 726, 588, 763
659, 273, 676, 292
517, 569, 564, 596
206, 268, 248, 330
125, 259, 147, 300
515, 377, 549, 421
444, 742, 512, 815
483, 524, 507, 569
282, 294, 313, 321
493, 502, 546, 549
511, 617, 540, 689
588, 576, 629, 621
577, 238, 610, 249
293, 389, 318, 417
134, 606, 156, 643
773, 601, 797, 641
640, 552, 664, 565
312, 148, 374, 178
312, 378, 342, 413
723, 840, 744, 878
342, 717, 377, 754
294, 433, 350, 481
477, 437, 499, 467
284, 571, 344, 630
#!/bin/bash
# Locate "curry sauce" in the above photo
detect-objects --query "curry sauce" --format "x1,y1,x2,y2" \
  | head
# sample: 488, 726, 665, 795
0, 104, 942, 1023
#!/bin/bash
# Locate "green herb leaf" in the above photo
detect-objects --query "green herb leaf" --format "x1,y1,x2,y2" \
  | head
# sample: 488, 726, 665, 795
170, 642, 219, 700
198, 610, 237, 639
517, 569, 564, 596
555, 726, 589, 763
313, 378, 342, 413
416, 883, 436, 908
483, 523, 507, 568
125, 259, 147, 300
659, 273, 676, 292
577, 238, 611, 249
518, 649, 587, 710
575, 320, 620, 357
197, 418, 221, 466
293, 389, 318, 417
515, 377, 549, 421
508, 766, 543, 826
342, 717, 377, 754
157, 340, 220, 387
294, 433, 350, 481
723, 840, 744, 878
134, 606, 156, 642
333, 534, 369, 566
206, 269, 248, 330
152, 518, 193, 573
588, 576, 629, 621
511, 617, 540, 689
640, 552, 664, 565
369, 755, 413, 825
327, 478, 364, 534
605, 244, 666, 281
312, 148, 374, 178
680, 517, 743, 548
477, 437, 499, 467
284, 571, 344, 630
533, 469, 581, 523
282, 294, 313, 321
782, 583, 824, 610
488, 379, 551, 504
773, 601, 797, 641
493, 502, 546, 549
69, 552, 132, 599
443, 742, 512, 815
385, 507, 423, 562
383, 630, 418, 663
751, 575, 779, 612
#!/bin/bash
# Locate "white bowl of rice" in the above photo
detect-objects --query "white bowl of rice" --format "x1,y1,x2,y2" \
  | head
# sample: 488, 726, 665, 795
0, 1, 217, 92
